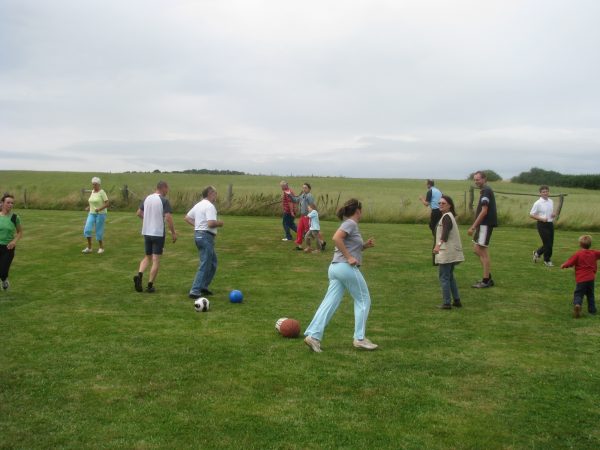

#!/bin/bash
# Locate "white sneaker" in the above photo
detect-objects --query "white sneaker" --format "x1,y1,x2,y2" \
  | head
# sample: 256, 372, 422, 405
282, 238, 292, 241
532, 251, 539, 263
97, 248, 105, 254
544, 261, 554, 267
353, 338, 378, 350
82, 248, 92, 254
304, 336, 322, 353
2, 280, 9, 291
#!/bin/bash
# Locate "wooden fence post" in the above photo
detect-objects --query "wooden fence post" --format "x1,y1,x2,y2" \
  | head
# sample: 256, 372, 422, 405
227, 184, 233, 208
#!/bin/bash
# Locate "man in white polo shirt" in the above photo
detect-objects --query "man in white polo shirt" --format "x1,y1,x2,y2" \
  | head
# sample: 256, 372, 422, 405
185, 185, 224, 298
133, 181, 178, 293
530, 185, 556, 267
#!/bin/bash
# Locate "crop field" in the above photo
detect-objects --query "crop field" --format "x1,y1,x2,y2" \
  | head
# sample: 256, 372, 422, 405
1, 170, 599, 229
1, 209, 600, 449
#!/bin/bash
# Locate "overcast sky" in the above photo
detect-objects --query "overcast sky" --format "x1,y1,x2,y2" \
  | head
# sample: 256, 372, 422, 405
1, 0, 599, 179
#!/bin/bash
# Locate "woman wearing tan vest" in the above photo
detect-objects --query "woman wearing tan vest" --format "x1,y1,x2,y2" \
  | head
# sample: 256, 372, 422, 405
433, 195, 465, 309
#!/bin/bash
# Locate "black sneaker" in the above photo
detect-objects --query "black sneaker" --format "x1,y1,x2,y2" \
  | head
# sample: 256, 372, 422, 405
452, 300, 463, 308
189, 293, 202, 299
133, 275, 143, 292
145, 286, 156, 293
2, 280, 9, 291
200, 289, 214, 296
472, 280, 493, 288
295, 246, 303, 251
321, 241, 327, 251
437, 304, 452, 310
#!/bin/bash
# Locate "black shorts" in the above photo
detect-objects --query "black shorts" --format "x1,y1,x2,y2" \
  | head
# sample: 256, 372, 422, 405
473, 225, 493, 247
144, 235, 166, 255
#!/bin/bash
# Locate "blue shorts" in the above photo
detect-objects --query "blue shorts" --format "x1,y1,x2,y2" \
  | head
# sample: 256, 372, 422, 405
144, 235, 165, 255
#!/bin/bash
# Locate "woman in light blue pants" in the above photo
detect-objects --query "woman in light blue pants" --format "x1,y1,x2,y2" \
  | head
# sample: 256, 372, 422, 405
304, 199, 378, 353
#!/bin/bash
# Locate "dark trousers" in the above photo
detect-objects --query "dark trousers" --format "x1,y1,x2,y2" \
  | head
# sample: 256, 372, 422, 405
0, 245, 16, 281
429, 209, 442, 265
282, 213, 297, 240
573, 280, 596, 313
536, 221, 554, 262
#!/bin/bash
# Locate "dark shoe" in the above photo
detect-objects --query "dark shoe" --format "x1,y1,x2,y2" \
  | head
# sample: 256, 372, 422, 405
321, 241, 327, 251
437, 304, 452, 309
589, 310, 597, 315
133, 275, 143, 292
2, 280, 9, 291
189, 293, 202, 299
472, 280, 493, 288
200, 289, 214, 296
295, 246, 303, 251
452, 300, 462, 308
146, 286, 156, 293
574, 304, 582, 318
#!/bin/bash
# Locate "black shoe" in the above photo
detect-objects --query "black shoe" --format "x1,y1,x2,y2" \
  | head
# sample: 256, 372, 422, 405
472, 280, 493, 288
452, 300, 463, 308
2, 280, 9, 291
146, 286, 156, 293
437, 304, 452, 310
295, 246, 303, 251
321, 241, 326, 251
133, 275, 143, 292
189, 293, 202, 299
200, 289, 214, 296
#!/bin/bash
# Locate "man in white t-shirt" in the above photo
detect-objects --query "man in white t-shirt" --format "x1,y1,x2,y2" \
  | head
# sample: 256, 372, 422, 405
530, 185, 556, 267
185, 185, 224, 298
133, 181, 178, 293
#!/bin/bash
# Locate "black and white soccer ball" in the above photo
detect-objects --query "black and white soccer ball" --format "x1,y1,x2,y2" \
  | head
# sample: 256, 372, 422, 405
194, 297, 210, 312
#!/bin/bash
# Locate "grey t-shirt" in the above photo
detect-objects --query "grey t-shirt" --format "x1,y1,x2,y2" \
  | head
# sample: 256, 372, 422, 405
332, 219, 364, 265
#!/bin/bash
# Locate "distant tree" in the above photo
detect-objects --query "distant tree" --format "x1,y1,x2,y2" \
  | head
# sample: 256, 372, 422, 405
153, 169, 161, 173
467, 170, 502, 182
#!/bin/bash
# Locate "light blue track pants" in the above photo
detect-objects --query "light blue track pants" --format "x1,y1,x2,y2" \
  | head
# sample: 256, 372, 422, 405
304, 262, 371, 341
83, 213, 106, 241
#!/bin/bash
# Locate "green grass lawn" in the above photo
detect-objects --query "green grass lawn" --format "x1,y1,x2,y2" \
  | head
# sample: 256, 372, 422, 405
1, 210, 600, 449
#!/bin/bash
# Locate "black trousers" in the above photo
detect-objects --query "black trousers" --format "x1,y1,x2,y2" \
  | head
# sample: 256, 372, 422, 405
0, 245, 15, 281
536, 221, 554, 262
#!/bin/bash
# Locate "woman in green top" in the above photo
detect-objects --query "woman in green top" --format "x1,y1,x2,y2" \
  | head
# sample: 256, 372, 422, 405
82, 177, 109, 254
0, 194, 23, 290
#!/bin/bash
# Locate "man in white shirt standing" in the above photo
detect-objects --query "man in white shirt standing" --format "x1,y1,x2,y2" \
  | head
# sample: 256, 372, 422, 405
530, 185, 556, 267
134, 181, 178, 293
185, 186, 224, 299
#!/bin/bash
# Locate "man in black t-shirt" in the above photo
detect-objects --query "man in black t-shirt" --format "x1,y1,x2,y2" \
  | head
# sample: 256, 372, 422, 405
467, 171, 497, 288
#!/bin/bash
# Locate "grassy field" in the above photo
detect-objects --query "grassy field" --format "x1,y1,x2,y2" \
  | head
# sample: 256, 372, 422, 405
1, 210, 600, 449
1, 170, 600, 229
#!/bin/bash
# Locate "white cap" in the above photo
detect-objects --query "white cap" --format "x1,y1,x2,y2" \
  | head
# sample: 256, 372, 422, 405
91, 177, 101, 184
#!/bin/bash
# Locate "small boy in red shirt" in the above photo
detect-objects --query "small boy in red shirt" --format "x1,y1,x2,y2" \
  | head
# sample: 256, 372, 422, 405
561, 235, 600, 318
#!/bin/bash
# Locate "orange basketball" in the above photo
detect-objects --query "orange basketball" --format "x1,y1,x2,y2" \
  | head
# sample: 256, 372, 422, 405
276, 318, 301, 338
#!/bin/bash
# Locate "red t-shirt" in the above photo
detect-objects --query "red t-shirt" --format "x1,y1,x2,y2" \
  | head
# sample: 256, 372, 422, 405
562, 249, 600, 283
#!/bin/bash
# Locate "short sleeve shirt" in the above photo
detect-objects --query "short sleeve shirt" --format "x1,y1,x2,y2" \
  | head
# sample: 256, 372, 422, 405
186, 199, 218, 234
0, 214, 20, 245
332, 219, 364, 265
530, 197, 554, 223
476, 185, 497, 227
140, 193, 172, 237
88, 190, 109, 215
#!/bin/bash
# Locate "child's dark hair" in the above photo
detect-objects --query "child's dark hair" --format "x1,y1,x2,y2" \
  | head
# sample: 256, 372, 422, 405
440, 194, 457, 217
579, 235, 592, 249
336, 198, 362, 220
1, 193, 14, 202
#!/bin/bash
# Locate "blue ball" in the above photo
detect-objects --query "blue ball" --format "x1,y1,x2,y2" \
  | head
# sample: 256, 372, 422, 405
229, 290, 243, 303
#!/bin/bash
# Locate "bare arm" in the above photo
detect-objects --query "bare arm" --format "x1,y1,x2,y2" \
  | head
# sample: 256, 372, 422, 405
136, 208, 144, 219
165, 213, 177, 242
468, 205, 488, 236
7, 224, 22, 250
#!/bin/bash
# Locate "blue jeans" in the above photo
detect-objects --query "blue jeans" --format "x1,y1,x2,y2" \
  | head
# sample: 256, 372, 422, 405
190, 231, 217, 295
574, 280, 596, 313
83, 213, 106, 241
439, 263, 460, 305
305, 263, 371, 341
282, 213, 297, 240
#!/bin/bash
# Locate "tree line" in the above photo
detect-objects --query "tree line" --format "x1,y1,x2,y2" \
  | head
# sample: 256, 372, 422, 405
511, 167, 600, 190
